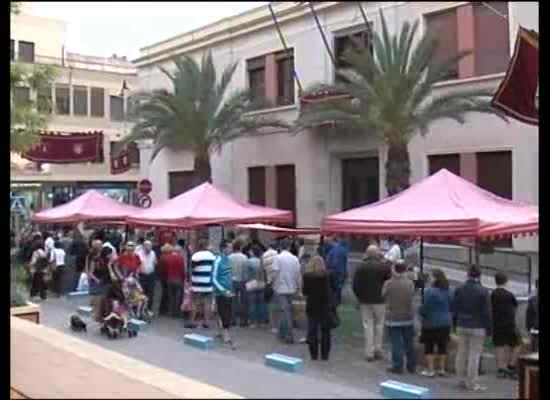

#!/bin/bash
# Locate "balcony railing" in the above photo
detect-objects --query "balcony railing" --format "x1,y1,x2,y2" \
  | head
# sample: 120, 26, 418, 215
12, 53, 136, 75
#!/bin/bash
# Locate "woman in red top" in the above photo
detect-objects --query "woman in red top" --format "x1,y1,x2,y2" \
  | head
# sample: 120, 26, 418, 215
159, 244, 185, 317
117, 242, 141, 278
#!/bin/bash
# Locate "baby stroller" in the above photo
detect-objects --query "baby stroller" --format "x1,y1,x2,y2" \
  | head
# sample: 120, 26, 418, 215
123, 276, 153, 323
97, 283, 136, 339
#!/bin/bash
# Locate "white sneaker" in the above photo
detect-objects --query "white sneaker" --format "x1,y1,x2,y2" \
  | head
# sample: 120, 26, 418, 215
271, 328, 278, 334
249, 324, 257, 329
222, 329, 231, 343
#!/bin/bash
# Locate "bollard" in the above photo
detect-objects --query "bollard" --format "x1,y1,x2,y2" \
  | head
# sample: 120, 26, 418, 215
183, 333, 215, 350
380, 380, 431, 399
265, 353, 304, 373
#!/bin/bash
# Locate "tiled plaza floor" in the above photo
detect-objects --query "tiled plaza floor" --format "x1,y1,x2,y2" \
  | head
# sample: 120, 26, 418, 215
38, 296, 518, 399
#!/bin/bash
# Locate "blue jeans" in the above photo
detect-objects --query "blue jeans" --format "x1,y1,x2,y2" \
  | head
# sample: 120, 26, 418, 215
248, 289, 268, 324
307, 317, 331, 360
232, 281, 249, 326
330, 272, 346, 306
388, 325, 416, 371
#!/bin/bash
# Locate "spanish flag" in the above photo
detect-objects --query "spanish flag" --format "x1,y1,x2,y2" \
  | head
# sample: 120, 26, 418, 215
492, 27, 539, 126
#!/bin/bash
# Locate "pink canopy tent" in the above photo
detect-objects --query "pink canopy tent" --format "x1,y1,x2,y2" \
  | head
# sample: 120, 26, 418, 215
127, 182, 293, 228
32, 190, 140, 225
322, 169, 538, 241
236, 223, 320, 236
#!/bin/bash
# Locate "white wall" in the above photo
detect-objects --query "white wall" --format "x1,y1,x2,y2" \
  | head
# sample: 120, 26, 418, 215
136, 2, 538, 250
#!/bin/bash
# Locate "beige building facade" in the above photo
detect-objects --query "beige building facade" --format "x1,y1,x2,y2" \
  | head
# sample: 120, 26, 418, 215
133, 2, 538, 252
11, 9, 140, 212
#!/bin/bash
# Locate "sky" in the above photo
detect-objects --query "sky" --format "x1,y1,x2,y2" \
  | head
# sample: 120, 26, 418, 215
25, 2, 267, 60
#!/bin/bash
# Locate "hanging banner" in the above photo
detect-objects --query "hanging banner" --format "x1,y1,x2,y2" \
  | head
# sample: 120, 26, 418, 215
22, 131, 104, 163
491, 27, 539, 126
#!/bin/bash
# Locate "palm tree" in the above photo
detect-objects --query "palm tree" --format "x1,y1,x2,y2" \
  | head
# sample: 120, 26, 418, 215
294, 10, 508, 196
125, 51, 289, 185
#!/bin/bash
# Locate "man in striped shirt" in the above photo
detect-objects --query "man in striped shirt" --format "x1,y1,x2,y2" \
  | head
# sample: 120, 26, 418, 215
187, 239, 216, 329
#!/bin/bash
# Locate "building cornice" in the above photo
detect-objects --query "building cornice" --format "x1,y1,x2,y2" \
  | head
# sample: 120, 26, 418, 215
133, 2, 342, 67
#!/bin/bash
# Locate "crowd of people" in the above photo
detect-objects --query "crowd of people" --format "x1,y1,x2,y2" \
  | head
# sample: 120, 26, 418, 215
14, 227, 538, 392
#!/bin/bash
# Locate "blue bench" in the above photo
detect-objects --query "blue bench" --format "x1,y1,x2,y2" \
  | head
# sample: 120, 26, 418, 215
183, 334, 214, 350
265, 353, 304, 373
127, 319, 148, 332
380, 380, 430, 399
77, 306, 93, 317
68, 291, 89, 297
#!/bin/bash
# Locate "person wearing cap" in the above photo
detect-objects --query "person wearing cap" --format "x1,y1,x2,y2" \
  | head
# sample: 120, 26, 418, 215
382, 259, 416, 374
452, 265, 492, 392
353, 244, 392, 362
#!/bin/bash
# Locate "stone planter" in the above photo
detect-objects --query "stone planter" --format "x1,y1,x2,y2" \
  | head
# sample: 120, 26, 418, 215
10, 302, 40, 324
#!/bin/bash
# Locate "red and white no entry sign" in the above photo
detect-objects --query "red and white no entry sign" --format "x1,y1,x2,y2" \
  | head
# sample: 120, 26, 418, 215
138, 179, 153, 194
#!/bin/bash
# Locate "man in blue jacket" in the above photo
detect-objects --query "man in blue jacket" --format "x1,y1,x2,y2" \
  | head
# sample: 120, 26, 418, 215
326, 237, 348, 306
452, 265, 492, 392
212, 240, 234, 344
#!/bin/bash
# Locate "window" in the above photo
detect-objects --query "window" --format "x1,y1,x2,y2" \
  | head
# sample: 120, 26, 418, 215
247, 56, 265, 104
473, 2, 510, 76
168, 171, 194, 198
276, 164, 296, 227
477, 150, 512, 247
10, 39, 15, 61
248, 166, 266, 206
128, 142, 140, 166
110, 95, 124, 121
37, 86, 52, 113
90, 87, 105, 117
13, 87, 30, 106
55, 86, 70, 115
425, 9, 459, 81
18, 41, 35, 63
476, 151, 512, 200
428, 153, 461, 176
334, 28, 373, 82
276, 50, 295, 106
73, 86, 88, 116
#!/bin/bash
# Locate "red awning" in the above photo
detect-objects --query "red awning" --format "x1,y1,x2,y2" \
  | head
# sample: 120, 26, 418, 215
322, 169, 538, 240
236, 223, 320, 236
32, 190, 140, 225
127, 183, 293, 228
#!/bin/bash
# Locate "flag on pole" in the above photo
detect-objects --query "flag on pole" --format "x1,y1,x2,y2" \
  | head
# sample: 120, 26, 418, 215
491, 27, 539, 126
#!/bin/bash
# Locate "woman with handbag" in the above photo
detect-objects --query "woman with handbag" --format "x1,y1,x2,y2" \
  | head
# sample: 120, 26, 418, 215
246, 246, 267, 328
302, 255, 334, 361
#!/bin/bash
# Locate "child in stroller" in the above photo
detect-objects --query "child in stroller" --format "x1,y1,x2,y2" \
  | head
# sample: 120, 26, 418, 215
97, 281, 133, 339
123, 276, 153, 322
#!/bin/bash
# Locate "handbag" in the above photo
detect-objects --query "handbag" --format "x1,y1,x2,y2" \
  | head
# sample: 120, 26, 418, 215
245, 279, 259, 292
328, 307, 340, 330
181, 282, 193, 312
263, 268, 274, 302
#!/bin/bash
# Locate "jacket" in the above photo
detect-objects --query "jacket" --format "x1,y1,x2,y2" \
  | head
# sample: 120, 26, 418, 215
212, 254, 233, 295
262, 248, 278, 285
228, 252, 248, 282
382, 272, 415, 325
352, 256, 391, 304
419, 287, 452, 328
526, 293, 539, 331
273, 250, 301, 295
326, 241, 348, 276
452, 279, 492, 334
302, 271, 332, 319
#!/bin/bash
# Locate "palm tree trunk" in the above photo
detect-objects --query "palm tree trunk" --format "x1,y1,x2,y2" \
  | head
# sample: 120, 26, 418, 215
193, 154, 212, 186
385, 143, 411, 196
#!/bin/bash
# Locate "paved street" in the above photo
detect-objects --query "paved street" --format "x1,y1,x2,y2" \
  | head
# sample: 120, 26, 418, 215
40, 296, 517, 399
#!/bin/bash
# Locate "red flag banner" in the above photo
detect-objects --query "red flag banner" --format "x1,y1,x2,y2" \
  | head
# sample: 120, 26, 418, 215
492, 27, 539, 126
110, 147, 131, 174
22, 131, 104, 163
